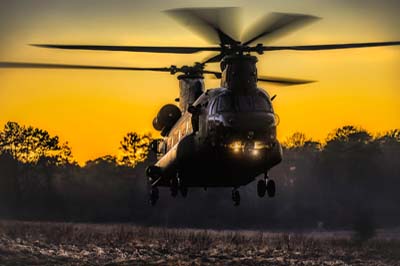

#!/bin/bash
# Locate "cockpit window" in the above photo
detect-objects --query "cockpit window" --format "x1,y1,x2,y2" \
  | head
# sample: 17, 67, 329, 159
216, 93, 272, 113
237, 96, 253, 112
217, 94, 234, 112
253, 96, 272, 112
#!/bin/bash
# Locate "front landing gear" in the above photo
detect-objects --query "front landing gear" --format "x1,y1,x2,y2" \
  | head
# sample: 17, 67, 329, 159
232, 189, 240, 206
257, 179, 267, 197
257, 174, 276, 198
266, 179, 276, 198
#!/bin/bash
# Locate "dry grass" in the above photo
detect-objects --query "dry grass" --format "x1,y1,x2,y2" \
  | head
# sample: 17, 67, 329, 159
0, 220, 399, 266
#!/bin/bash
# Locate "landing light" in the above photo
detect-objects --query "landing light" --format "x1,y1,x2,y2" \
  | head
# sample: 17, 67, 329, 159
254, 141, 268, 150
230, 141, 243, 153
229, 141, 266, 156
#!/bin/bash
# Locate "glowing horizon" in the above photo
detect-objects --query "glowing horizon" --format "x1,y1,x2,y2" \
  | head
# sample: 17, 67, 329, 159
0, 0, 399, 164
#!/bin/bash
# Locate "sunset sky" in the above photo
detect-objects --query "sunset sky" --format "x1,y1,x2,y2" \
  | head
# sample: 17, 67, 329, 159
0, 0, 399, 164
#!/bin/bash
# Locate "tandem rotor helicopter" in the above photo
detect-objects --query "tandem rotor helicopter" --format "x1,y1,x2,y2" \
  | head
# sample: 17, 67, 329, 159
1, 8, 399, 206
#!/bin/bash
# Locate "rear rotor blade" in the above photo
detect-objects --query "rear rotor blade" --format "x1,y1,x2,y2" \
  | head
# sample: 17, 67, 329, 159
262, 41, 400, 51
31, 44, 221, 54
257, 75, 315, 85
0, 62, 172, 72
242, 12, 319, 46
165, 7, 241, 45
203, 70, 221, 78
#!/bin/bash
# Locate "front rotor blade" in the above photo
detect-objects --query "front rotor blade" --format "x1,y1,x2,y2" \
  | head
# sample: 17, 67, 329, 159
202, 53, 225, 64
257, 75, 315, 85
165, 7, 240, 45
262, 41, 400, 51
0, 62, 172, 72
242, 12, 319, 46
31, 44, 221, 54
206, 69, 313, 85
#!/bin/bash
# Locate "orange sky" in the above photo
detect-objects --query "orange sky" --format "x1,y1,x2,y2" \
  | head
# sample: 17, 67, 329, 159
0, 0, 399, 164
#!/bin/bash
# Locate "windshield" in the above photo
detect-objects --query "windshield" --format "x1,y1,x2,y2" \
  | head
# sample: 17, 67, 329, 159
217, 94, 272, 113
217, 95, 234, 112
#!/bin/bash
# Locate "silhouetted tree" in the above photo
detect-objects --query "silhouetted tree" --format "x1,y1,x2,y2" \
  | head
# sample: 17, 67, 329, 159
371, 129, 400, 227
325, 125, 373, 151
0, 121, 74, 165
85, 155, 118, 168
1, 122, 399, 228
0, 152, 20, 217
0, 121, 75, 219
118, 132, 152, 167
283, 132, 310, 149
317, 126, 382, 226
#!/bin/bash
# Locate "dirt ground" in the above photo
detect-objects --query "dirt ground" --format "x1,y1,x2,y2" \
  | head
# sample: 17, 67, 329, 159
0, 221, 399, 266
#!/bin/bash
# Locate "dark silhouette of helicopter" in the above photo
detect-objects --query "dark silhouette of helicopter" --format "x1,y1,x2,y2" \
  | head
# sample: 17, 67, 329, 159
0, 8, 399, 206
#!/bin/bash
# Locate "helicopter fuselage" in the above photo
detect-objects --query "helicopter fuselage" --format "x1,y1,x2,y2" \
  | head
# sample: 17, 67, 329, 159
148, 87, 282, 188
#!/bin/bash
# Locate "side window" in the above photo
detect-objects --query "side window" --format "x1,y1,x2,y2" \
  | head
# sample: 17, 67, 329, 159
209, 99, 218, 114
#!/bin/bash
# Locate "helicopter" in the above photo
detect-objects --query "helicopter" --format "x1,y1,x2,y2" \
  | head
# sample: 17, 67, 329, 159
0, 8, 399, 206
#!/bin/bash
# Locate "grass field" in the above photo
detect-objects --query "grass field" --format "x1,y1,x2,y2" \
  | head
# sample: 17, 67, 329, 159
0, 220, 399, 266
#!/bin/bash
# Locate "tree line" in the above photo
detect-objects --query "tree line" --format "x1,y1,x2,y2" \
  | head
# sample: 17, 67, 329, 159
0, 121, 399, 230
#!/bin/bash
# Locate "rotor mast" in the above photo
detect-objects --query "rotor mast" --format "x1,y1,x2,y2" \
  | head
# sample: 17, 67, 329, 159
177, 75, 204, 112
170, 62, 205, 112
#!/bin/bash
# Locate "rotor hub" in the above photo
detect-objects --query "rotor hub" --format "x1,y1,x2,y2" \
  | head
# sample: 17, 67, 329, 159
220, 54, 258, 72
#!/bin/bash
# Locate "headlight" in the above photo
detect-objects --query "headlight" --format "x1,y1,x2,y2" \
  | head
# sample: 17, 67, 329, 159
254, 141, 264, 150
229, 141, 243, 153
228, 141, 266, 156
251, 149, 260, 156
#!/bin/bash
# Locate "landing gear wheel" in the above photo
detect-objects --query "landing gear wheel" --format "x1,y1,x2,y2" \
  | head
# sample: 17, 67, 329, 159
232, 189, 240, 206
149, 187, 159, 206
180, 186, 188, 198
266, 179, 276, 198
257, 179, 267, 198
170, 178, 179, 198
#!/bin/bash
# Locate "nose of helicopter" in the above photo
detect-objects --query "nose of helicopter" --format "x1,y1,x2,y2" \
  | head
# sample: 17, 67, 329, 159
218, 112, 281, 164
222, 112, 276, 132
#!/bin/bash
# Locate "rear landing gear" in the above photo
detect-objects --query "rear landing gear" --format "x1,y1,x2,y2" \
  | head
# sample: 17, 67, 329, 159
180, 186, 188, 198
149, 186, 159, 206
232, 189, 240, 206
170, 178, 179, 197
170, 174, 188, 198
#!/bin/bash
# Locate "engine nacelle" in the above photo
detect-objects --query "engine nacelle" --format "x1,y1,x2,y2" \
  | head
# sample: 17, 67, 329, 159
152, 104, 181, 136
